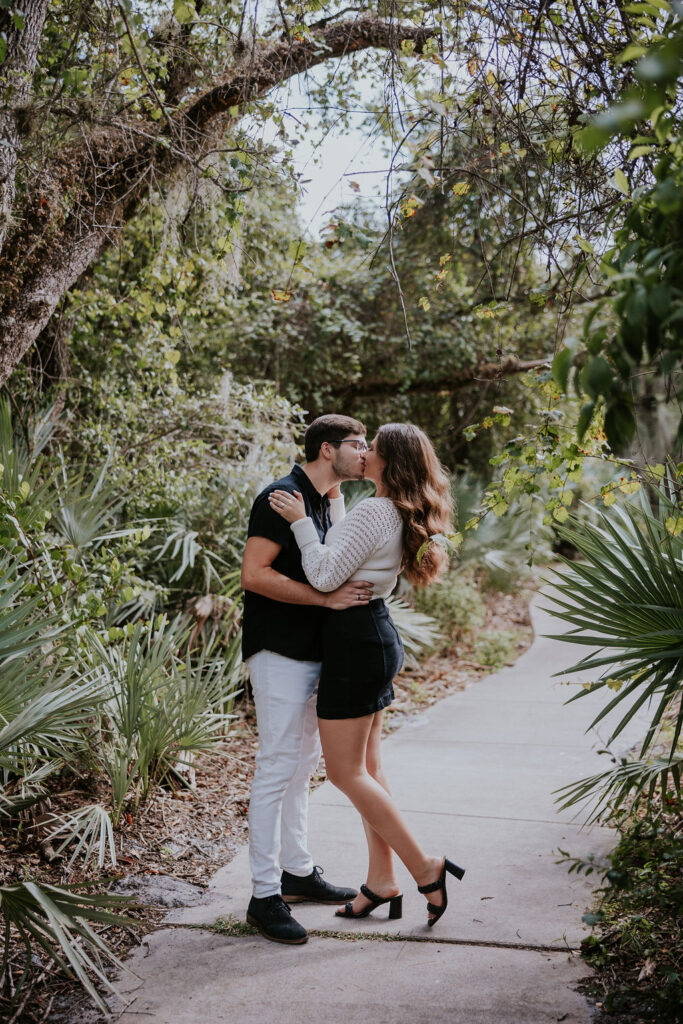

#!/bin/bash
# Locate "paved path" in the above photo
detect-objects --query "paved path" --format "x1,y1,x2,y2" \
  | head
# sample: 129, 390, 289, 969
112, 595, 649, 1024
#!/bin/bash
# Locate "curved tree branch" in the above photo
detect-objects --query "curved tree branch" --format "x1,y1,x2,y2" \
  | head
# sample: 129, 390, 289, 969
329, 356, 551, 401
0, 16, 435, 386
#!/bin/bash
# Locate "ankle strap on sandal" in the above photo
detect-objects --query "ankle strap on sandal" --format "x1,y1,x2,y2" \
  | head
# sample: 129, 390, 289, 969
360, 883, 382, 902
417, 878, 442, 894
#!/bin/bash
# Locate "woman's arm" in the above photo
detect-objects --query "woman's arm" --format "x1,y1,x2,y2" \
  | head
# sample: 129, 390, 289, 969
328, 486, 345, 526
268, 492, 398, 592
242, 537, 373, 607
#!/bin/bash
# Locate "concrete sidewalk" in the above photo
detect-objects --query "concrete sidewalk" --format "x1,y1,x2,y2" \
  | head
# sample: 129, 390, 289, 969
112, 595, 649, 1023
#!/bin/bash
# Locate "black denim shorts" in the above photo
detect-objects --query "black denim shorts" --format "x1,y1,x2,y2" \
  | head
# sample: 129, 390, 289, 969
317, 599, 404, 720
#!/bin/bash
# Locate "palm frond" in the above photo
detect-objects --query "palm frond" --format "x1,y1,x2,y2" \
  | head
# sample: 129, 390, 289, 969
0, 669, 105, 759
83, 619, 240, 818
553, 753, 683, 826
0, 882, 133, 1013
0, 554, 63, 662
385, 597, 441, 665
51, 456, 124, 549
545, 485, 683, 762
39, 804, 117, 870
0, 761, 61, 816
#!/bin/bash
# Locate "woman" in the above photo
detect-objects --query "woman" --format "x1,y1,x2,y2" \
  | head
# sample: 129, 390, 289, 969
268, 422, 464, 927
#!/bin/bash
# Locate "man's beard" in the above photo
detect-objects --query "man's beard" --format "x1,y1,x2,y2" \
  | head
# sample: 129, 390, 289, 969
332, 455, 364, 482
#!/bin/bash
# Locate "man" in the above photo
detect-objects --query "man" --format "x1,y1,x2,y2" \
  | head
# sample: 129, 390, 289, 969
241, 414, 373, 944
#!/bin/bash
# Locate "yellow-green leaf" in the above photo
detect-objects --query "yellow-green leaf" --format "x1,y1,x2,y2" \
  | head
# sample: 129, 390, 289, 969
615, 43, 648, 63
613, 168, 630, 195
628, 144, 655, 160
665, 516, 683, 536
174, 0, 195, 24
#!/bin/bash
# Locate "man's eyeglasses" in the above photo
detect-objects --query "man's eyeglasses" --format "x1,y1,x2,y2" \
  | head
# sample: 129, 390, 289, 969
330, 439, 368, 452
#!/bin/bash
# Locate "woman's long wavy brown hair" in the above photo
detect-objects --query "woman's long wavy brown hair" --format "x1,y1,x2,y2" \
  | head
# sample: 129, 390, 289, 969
376, 423, 453, 586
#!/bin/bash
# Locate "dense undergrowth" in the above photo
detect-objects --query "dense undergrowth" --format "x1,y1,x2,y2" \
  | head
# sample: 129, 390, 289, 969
578, 797, 683, 1023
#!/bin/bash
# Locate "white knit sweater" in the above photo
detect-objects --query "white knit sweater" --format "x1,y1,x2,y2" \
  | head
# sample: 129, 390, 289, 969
290, 496, 403, 597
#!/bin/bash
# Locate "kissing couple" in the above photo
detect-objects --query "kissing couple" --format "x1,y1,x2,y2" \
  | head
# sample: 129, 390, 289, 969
241, 414, 465, 944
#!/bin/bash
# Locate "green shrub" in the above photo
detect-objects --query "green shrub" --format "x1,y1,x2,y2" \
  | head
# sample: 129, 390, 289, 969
413, 571, 485, 644
454, 476, 553, 590
473, 628, 519, 669
576, 804, 683, 1023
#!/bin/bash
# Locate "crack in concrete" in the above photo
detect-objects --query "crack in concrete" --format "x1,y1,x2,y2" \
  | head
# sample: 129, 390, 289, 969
186, 918, 581, 954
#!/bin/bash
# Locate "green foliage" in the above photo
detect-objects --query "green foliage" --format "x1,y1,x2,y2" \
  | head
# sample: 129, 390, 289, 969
556, 12, 683, 450
456, 370, 677, 563
384, 596, 441, 667
555, 753, 683, 828
0, 383, 285, 1006
413, 571, 485, 645
84, 622, 240, 826
578, 805, 683, 1023
473, 628, 519, 670
454, 472, 554, 589
56, 149, 551, 472
0, 545, 134, 1011
0, 882, 134, 1014
545, 476, 683, 820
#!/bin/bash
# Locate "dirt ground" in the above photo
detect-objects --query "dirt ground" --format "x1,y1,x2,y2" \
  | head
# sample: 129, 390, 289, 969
0, 586, 534, 1023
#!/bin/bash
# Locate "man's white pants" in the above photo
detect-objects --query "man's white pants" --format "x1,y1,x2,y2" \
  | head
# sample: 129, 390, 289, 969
247, 650, 322, 898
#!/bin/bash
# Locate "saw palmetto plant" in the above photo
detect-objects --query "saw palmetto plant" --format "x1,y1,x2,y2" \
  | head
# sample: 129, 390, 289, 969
544, 481, 683, 823
83, 618, 241, 826
0, 883, 133, 1013
0, 552, 131, 1009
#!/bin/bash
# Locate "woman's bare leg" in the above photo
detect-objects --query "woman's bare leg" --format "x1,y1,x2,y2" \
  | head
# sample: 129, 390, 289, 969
344, 711, 400, 913
319, 714, 444, 909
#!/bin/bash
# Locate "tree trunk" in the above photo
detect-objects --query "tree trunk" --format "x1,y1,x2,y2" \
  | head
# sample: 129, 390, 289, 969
0, 17, 433, 387
0, 0, 49, 256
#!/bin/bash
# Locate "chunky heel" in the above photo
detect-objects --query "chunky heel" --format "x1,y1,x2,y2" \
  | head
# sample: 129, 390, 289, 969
418, 855, 466, 927
445, 859, 465, 881
388, 894, 403, 920
336, 883, 403, 920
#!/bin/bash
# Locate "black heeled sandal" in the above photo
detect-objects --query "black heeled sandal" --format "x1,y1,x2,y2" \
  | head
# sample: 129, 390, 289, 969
418, 857, 465, 927
335, 883, 403, 920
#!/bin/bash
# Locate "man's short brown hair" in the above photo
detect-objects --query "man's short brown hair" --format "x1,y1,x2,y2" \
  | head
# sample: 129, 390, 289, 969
304, 414, 366, 462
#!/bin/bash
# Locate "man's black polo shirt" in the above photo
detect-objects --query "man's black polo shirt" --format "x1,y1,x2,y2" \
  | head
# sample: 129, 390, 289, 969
242, 464, 331, 663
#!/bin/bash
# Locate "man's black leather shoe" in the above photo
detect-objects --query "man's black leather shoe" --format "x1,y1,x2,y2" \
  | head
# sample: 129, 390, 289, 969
246, 894, 308, 944
281, 866, 358, 904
